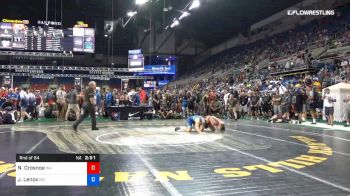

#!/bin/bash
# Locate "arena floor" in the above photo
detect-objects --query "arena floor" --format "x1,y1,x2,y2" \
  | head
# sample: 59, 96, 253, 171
0, 119, 350, 196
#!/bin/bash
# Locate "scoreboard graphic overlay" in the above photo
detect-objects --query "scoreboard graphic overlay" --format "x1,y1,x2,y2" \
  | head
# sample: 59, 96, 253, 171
16, 154, 100, 186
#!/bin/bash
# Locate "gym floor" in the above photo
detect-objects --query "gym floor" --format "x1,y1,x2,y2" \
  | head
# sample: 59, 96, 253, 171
0, 119, 349, 196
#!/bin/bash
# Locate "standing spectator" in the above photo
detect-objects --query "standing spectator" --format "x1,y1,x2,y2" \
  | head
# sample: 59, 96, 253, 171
309, 86, 319, 124
56, 85, 67, 122
152, 94, 160, 114
132, 91, 141, 106
188, 92, 196, 115
27, 89, 36, 119
18, 87, 31, 122
210, 96, 222, 117
281, 89, 291, 121
105, 88, 113, 116
322, 88, 336, 126
65, 85, 80, 121
228, 91, 238, 120
200, 93, 209, 116
139, 87, 147, 105
112, 89, 118, 106
261, 92, 272, 119
293, 85, 305, 124
0, 87, 8, 108
96, 87, 102, 116
181, 93, 189, 117
272, 91, 282, 115
148, 91, 154, 107
250, 91, 260, 120
7, 88, 18, 110
208, 89, 217, 104
34, 90, 43, 120
46, 89, 54, 106
223, 90, 231, 115
239, 90, 249, 118
344, 94, 350, 127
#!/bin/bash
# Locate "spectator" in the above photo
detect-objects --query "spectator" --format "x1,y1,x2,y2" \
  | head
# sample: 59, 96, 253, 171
228, 91, 238, 120
56, 85, 67, 122
261, 92, 272, 119
18, 87, 31, 122
34, 90, 43, 120
272, 91, 282, 115
65, 85, 80, 121
281, 89, 291, 121
239, 91, 249, 118
139, 87, 147, 105
27, 89, 36, 119
7, 88, 18, 110
250, 91, 260, 120
181, 93, 189, 117
210, 96, 222, 117
322, 88, 336, 126
344, 95, 350, 127
96, 87, 102, 116
105, 88, 113, 116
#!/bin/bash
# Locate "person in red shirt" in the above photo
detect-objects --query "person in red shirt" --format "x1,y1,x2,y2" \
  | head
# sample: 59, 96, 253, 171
139, 87, 147, 105
0, 87, 8, 107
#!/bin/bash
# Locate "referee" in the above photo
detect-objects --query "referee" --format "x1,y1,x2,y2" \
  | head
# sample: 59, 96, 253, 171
73, 81, 99, 132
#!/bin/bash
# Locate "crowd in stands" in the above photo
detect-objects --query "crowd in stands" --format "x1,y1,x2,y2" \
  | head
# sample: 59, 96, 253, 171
1, 8, 350, 127
0, 59, 349, 127
167, 8, 350, 126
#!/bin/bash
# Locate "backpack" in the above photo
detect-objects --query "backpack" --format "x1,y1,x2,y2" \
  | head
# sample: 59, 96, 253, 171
4, 112, 14, 124
44, 107, 54, 118
67, 109, 77, 121
110, 112, 119, 121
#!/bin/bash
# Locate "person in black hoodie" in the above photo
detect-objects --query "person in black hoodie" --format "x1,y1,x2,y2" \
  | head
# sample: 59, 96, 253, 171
239, 90, 249, 118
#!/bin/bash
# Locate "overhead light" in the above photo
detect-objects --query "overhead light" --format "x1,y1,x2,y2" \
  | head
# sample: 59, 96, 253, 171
170, 20, 179, 28
179, 11, 190, 20
127, 11, 137, 17
189, 0, 200, 10
136, 0, 150, 5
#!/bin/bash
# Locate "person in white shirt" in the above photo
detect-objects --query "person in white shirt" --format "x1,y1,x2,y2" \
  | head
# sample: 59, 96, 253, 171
344, 95, 350, 127
56, 85, 67, 122
223, 90, 231, 112
322, 88, 336, 126
18, 87, 31, 122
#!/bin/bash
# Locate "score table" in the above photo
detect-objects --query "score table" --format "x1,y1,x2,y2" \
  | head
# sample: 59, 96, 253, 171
16, 154, 100, 186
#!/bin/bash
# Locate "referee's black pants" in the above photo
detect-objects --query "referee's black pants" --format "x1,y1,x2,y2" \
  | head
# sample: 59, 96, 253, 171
73, 103, 97, 129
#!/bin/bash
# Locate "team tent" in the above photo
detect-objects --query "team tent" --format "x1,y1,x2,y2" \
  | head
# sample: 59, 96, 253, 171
324, 82, 350, 122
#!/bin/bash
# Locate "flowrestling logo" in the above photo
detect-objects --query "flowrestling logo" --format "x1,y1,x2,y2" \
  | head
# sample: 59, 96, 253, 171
287, 10, 334, 16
